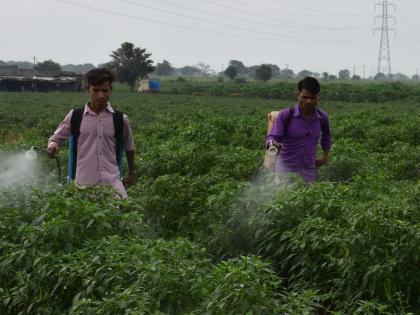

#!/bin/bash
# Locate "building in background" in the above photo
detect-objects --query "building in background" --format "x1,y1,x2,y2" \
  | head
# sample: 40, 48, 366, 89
0, 66, 82, 92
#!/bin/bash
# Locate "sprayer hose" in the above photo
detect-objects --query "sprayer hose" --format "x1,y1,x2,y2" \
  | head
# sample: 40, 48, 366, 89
54, 156, 61, 183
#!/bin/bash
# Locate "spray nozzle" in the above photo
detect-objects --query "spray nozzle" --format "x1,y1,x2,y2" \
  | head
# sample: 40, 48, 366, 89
24, 147, 38, 160
267, 140, 279, 157
267, 145, 278, 157
24, 146, 49, 160
24, 146, 62, 182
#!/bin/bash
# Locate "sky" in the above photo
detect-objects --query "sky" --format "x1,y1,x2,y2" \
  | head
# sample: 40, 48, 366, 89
2, 0, 420, 76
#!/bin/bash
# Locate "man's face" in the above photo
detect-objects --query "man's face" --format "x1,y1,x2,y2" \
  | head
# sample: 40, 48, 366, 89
297, 89, 319, 112
88, 81, 112, 108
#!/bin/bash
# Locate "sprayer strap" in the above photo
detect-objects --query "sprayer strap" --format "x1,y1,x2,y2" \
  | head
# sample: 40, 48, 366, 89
69, 107, 84, 180
113, 110, 124, 177
283, 107, 295, 135
70, 107, 84, 138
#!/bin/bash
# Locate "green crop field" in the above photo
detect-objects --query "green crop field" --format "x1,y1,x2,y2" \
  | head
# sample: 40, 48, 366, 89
0, 87, 419, 314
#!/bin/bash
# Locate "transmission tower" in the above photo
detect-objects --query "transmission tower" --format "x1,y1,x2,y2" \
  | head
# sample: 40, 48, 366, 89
374, 1, 396, 76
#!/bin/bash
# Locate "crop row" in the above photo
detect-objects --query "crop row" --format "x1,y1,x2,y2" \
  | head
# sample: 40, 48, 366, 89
0, 92, 419, 314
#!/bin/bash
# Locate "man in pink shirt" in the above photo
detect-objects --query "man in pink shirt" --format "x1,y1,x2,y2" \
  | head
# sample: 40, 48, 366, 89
47, 68, 136, 198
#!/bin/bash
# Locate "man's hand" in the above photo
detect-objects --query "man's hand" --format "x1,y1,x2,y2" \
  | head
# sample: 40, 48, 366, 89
316, 155, 329, 167
123, 172, 136, 188
47, 142, 59, 158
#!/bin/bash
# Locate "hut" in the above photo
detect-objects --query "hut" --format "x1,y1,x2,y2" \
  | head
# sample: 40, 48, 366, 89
0, 66, 82, 92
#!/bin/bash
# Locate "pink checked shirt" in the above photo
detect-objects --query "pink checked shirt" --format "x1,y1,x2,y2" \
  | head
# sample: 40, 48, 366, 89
49, 103, 134, 198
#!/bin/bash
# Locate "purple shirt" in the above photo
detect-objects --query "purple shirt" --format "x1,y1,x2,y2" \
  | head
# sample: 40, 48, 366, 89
48, 103, 134, 197
266, 104, 332, 182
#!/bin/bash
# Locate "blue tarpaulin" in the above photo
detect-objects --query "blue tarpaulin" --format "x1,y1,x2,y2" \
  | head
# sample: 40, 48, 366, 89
149, 80, 161, 90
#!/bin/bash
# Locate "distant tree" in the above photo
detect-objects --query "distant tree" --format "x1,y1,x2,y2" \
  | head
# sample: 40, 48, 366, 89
393, 73, 409, 80
322, 72, 329, 80
328, 74, 337, 80
267, 64, 280, 77
197, 62, 212, 76
374, 72, 387, 80
338, 69, 351, 80
412, 74, 420, 80
312, 72, 321, 78
62, 63, 95, 74
255, 64, 272, 82
297, 70, 313, 78
109, 42, 154, 91
224, 65, 238, 80
235, 78, 247, 84
246, 65, 258, 77
229, 60, 246, 76
6, 61, 34, 69
0, 60, 6, 66
352, 75, 361, 80
34, 59, 61, 72
279, 68, 294, 79
97, 62, 112, 69
179, 66, 201, 76
155, 60, 174, 76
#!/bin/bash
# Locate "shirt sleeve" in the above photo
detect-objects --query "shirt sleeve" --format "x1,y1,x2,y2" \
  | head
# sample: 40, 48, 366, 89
265, 110, 286, 147
123, 114, 134, 151
320, 112, 332, 151
48, 110, 73, 147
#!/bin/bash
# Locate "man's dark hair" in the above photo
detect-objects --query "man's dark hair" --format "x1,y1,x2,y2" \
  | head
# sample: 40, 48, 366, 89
84, 68, 116, 88
298, 77, 320, 94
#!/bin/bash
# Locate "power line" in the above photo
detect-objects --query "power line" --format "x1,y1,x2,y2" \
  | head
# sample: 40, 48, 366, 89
267, 0, 371, 17
397, 29, 420, 47
397, 19, 420, 42
121, 0, 315, 40
201, 0, 369, 30
122, 0, 368, 42
54, 0, 368, 44
135, 0, 368, 31
227, 0, 371, 18
395, 37, 420, 54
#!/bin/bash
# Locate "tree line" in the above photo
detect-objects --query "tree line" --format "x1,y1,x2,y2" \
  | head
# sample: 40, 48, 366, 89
3, 41, 420, 91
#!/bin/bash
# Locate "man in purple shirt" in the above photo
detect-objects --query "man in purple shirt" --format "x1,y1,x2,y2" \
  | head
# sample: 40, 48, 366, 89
266, 77, 332, 182
47, 68, 136, 197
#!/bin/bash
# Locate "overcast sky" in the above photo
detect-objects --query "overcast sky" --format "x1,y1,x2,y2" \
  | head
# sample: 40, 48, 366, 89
2, 0, 420, 76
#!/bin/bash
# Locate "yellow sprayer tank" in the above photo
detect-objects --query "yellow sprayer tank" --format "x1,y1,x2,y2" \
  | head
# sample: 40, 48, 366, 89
139, 79, 150, 93
263, 111, 280, 170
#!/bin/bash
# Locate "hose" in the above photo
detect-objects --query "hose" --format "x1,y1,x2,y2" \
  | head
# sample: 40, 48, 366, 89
27, 146, 62, 183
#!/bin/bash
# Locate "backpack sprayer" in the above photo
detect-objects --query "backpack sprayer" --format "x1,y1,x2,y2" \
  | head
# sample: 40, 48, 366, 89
263, 111, 281, 170
24, 146, 62, 182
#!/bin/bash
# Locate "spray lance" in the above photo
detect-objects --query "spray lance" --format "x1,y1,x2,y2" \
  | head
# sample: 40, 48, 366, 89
24, 146, 62, 182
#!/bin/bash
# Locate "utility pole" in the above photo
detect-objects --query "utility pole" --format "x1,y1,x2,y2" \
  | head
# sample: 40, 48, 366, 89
374, 0, 396, 76
285, 63, 289, 79
363, 64, 366, 79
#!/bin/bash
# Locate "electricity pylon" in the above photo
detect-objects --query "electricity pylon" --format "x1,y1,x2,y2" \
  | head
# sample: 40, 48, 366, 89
374, 1, 396, 76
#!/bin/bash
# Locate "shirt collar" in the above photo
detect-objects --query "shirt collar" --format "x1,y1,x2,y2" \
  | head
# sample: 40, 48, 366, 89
84, 102, 114, 115
294, 104, 321, 119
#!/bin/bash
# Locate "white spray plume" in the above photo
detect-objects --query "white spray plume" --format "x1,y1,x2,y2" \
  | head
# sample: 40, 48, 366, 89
0, 152, 42, 188
245, 160, 291, 207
